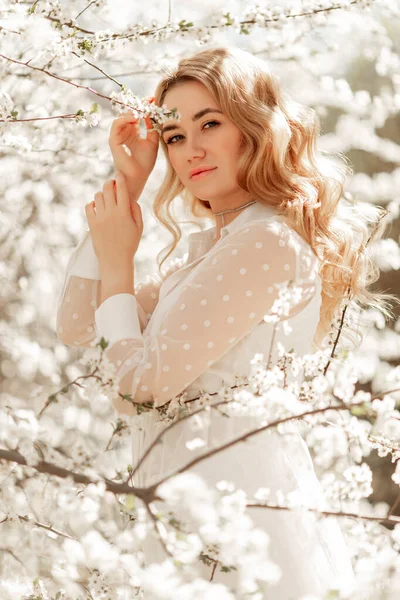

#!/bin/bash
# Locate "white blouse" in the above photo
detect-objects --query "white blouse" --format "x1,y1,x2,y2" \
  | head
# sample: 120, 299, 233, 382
56, 202, 360, 597
56, 201, 322, 413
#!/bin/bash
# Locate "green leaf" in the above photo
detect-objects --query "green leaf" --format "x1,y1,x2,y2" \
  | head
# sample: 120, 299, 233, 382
100, 337, 109, 350
77, 39, 93, 53
125, 494, 135, 511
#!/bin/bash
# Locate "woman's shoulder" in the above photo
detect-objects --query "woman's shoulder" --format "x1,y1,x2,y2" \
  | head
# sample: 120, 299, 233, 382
236, 214, 320, 276
237, 213, 306, 248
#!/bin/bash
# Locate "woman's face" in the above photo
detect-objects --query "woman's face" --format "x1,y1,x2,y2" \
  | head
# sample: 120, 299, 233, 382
161, 80, 244, 202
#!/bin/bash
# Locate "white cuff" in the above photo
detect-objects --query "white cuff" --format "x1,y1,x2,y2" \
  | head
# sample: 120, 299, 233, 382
95, 293, 143, 346
69, 229, 101, 280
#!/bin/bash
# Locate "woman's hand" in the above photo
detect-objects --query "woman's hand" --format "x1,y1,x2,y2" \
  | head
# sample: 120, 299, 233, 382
85, 171, 143, 275
109, 98, 159, 203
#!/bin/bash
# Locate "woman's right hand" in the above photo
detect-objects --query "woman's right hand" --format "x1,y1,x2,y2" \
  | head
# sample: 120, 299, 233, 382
109, 98, 159, 202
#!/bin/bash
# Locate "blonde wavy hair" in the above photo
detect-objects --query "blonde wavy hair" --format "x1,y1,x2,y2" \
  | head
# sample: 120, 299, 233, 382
151, 45, 398, 351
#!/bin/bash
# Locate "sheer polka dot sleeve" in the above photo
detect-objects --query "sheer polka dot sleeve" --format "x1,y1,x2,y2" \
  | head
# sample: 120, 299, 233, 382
93, 219, 319, 415
56, 228, 187, 347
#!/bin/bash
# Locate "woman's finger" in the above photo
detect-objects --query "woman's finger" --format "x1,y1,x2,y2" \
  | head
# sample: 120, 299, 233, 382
85, 201, 96, 221
109, 143, 132, 173
115, 171, 130, 215
131, 200, 143, 231
102, 179, 117, 210
109, 117, 140, 167
94, 191, 105, 212
109, 114, 139, 146
144, 114, 159, 144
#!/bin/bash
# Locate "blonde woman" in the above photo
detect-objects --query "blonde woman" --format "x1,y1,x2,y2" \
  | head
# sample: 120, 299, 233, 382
57, 46, 395, 597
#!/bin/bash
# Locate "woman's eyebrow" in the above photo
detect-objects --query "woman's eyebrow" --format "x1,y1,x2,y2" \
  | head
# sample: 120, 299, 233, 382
161, 107, 224, 135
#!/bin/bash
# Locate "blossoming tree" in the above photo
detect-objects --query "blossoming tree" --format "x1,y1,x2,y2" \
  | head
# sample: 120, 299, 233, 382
1, 0, 400, 598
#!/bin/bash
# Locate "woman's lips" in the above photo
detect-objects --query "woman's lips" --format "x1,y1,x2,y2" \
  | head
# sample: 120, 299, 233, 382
191, 168, 217, 180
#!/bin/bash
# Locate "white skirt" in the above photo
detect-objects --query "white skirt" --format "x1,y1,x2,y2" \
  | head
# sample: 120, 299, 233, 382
131, 400, 357, 599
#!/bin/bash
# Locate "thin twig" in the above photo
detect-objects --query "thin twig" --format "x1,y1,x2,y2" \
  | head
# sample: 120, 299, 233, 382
142, 500, 174, 559
246, 501, 400, 526
15, 514, 76, 540
0, 53, 157, 123
22, 0, 369, 41
74, 0, 98, 21
0, 447, 156, 500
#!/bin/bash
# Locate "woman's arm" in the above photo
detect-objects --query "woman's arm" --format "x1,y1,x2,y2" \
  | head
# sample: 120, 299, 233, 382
56, 229, 187, 347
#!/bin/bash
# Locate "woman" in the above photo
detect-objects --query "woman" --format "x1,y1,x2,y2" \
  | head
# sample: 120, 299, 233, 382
56, 46, 395, 597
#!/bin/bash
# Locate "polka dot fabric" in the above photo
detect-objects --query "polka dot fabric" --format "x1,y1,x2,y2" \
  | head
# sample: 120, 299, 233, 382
93, 220, 317, 414
56, 231, 187, 348
56, 275, 101, 347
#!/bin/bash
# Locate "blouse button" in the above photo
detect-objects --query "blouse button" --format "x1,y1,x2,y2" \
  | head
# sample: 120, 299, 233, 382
239, 268, 247, 275
211, 259, 218, 265
87, 326, 93, 333
222, 295, 230, 301
181, 324, 188, 331
207, 341, 214, 348
161, 343, 168, 350
179, 303, 186, 310
200, 299, 207, 306
249, 312, 255, 319
267, 286, 273, 293
279, 239, 285, 247
204, 320, 211, 327
232, 249, 238, 255
255, 241, 263, 249
79, 283, 85, 290
121, 340, 128, 346
262, 264, 270, 271
162, 365, 170, 372
185, 364, 192, 371
183, 343, 191, 350
162, 386, 169, 392
150, 292, 157, 299
140, 385, 148, 392
227, 316, 234, 323
229, 337, 236, 343
284, 264, 290, 271
72, 313, 79, 320
216, 274, 223, 281
246, 290, 252, 297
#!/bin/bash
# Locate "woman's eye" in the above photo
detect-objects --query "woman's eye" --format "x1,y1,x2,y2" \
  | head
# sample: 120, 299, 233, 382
166, 120, 220, 145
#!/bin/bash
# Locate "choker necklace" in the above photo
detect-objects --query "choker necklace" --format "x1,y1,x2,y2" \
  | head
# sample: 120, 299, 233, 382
211, 199, 258, 228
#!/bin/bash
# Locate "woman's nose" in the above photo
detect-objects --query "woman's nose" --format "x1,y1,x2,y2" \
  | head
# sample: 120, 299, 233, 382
185, 138, 207, 159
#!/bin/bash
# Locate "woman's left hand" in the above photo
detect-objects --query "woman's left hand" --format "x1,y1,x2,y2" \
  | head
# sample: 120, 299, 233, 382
85, 170, 143, 273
